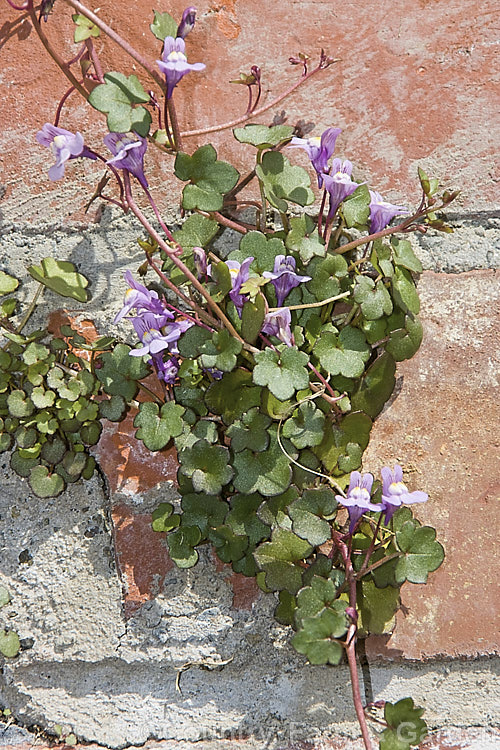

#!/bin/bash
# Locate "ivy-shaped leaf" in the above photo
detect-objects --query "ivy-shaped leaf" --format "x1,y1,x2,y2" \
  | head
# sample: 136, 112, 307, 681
205, 369, 262, 424
134, 401, 185, 451
233, 426, 294, 497
351, 352, 396, 418
0, 271, 19, 295
199, 329, 242, 372
99, 394, 127, 422
226, 407, 271, 452
28, 258, 89, 302
29, 465, 65, 498
354, 276, 393, 320
0, 629, 21, 658
72, 13, 100, 42
167, 525, 202, 568
88, 72, 152, 136
391, 237, 423, 273
229, 231, 286, 274
291, 607, 347, 665
150, 10, 177, 40
178, 439, 233, 494
96, 343, 150, 401
285, 214, 326, 263
386, 314, 423, 361
253, 345, 309, 400
175, 144, 239, 211
7, 389, 34, 418
341, 184, 371, 228
288, 488, 337, 546
395, 522, 445, 584
255, 151, 314, 212
282, 401, 325, 449
209, 526, 248, 564
173, 213, 219, 251
357, 579, 400, 636
226, 494, 271, 547
294, 576, 345, 626
233, 124, 294, 149
379, 698, 428, 750
392, 267, 420, 315
306, 254, 348, 302
253, 527, 313, 592
181, 493, 228, 536
314, 326, 370, 378
241, 293, 266, 344
152, 502, 181, 533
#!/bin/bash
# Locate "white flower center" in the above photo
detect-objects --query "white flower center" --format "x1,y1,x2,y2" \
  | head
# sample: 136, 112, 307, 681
167, 50, 187, 63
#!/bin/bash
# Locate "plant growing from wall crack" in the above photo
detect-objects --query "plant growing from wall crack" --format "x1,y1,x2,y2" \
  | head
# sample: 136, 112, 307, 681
3, 1, 459, 746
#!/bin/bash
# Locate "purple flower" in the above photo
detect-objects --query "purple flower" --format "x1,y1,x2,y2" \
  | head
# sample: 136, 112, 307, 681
263, 255, 311, 307
261, 307, 294, 346
336, 471, 382, 534
114, 271, 170, 325
225, 257, 254, 314
369, 191, 410, 234
104, 133, 148, 188
322, 159, 359, 220
36, 123, 95, 181
288, 127, 342, 187
176, 7, 197, 39
381, 465, 428, 524
157, 37, 205, 99
156, 355, 180, 384
193, 246, 207, 278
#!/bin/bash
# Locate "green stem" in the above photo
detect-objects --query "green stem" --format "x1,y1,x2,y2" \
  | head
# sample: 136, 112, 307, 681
15, 282, 45, 336
357, 551, 401, 580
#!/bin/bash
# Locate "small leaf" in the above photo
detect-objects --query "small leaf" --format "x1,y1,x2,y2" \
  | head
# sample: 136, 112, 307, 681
0, 629, 21, 658
256, 151, 314, 212
150, 10, 177, 40
151, 502, 181, 532
28, 258, 89, 302
168, 526, 202, 568
226, 407, 271, 453
233, 426, 293, 497
96, 343, 150, 401
395, 522, 445, 584
99, 394, 127, 422
88, 72, 151, 137
241, 293, 266, 344
178, 439, 233, 494
314, 327, 370, 378
391, 237, 423, 273
233, 124, 294, 149
282, 402, 325, 449
354, 276, 393, 320
253, 345, 309, 401
72, 13, 100, 42
386, 315, 423, 361
199, 328, 242, 372
288, 488, 337, 546
173, 213, 219, 251
253, 527, 313, 593
392, 267, 420, 315
229, 231, 287, 275
0, 271, 19, 295
291, 607, 347, 665
29, 465, 65, 498
342, 184, 370, 228
175, 144, 239, 211
134, 401, 185, 451
351, 352, 396, 418
285, 214, 326, 263
0, 586, 11, 607
205, 369, 261, 424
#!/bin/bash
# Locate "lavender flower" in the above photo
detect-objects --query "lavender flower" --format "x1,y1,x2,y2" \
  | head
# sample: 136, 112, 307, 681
225, 257, 254, 314
156, 355, 180, 384
157, 37, 205, 99
104, 133, 148, 189
288, 127, 342, 186
113, 271, 169, 325
193, 246, 208, 278
336, 471, 382, 534
36, 123, 95, 181
369, 191, 410, 234
261, 307, 294, 346
380, 465, 428, 523
263, 255, 311, 307
176, 7, 197, 39
322, 159, 359, 220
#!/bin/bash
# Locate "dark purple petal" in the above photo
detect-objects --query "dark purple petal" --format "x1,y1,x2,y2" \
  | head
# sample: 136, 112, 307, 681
262, 255, 311, 306
288, 127, 342, 186
114, 271, 169, 324
104, 133, 148, 188
226, 257, 254, 314
177, 7, 197, 38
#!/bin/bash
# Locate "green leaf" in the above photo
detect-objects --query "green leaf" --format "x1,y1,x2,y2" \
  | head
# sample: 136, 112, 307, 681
205, 369, 261, 424
233, 427, 293, 496
134, 401, 185, 451
342, 184, 370, 228
151, 502, 181, 532
257, 486, 298, 528
0, 629, 20, 658
295, 577, 346, 626
199, 329, 242, 372
0, 271, 19, 295
391, 237, 423, 273
282, 401, 325, 449
7, 389, 34, 418
351, 352, 396, 418
255, 151, 314, 212
241, 293, 266, 344
306, 254, 348, 301
274, 589, 297, 625
30, 386, 56, 409
386, 315, 423, 361
10, 450, 39, 477
285, 214, 326, 263
233, 124, 294, 149
253, 528, 313, 592
150, 9, 177, 40
229, 231, 286, 274
357, 579, 400, 635
173, 213, 219, 251
226, 407, 271, 452
168, 526, 202, 568
395, 522, 445, 584
291, 607, 347, 665
209, 526, 248, 563
226, 494, 270, 547
354, 276, 393, 320
96, 343, 150, 401
72, 13, 100, 42
29, 465, 65, 498
175, 144, 239, 211
253, 345, 309, 401
418, 166, 439, 197
315, 326, 370, 378
178, 439, 233, 494
0, 297, 17, 317
40, 437, 67, 464
181, 493, 227, 536
380, 698, 428, 749
88, 72, 151, 136
392, 267, 420, 314
99, 394, 127, 422
0, 586, 11, 607
28, 258, 89, 302
313, 410, 372, 474
288, 488, 337, 546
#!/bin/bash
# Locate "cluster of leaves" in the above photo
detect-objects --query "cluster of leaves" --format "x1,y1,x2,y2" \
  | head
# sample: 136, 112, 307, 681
0, 259, 133, 498
0, 585, 20, 658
